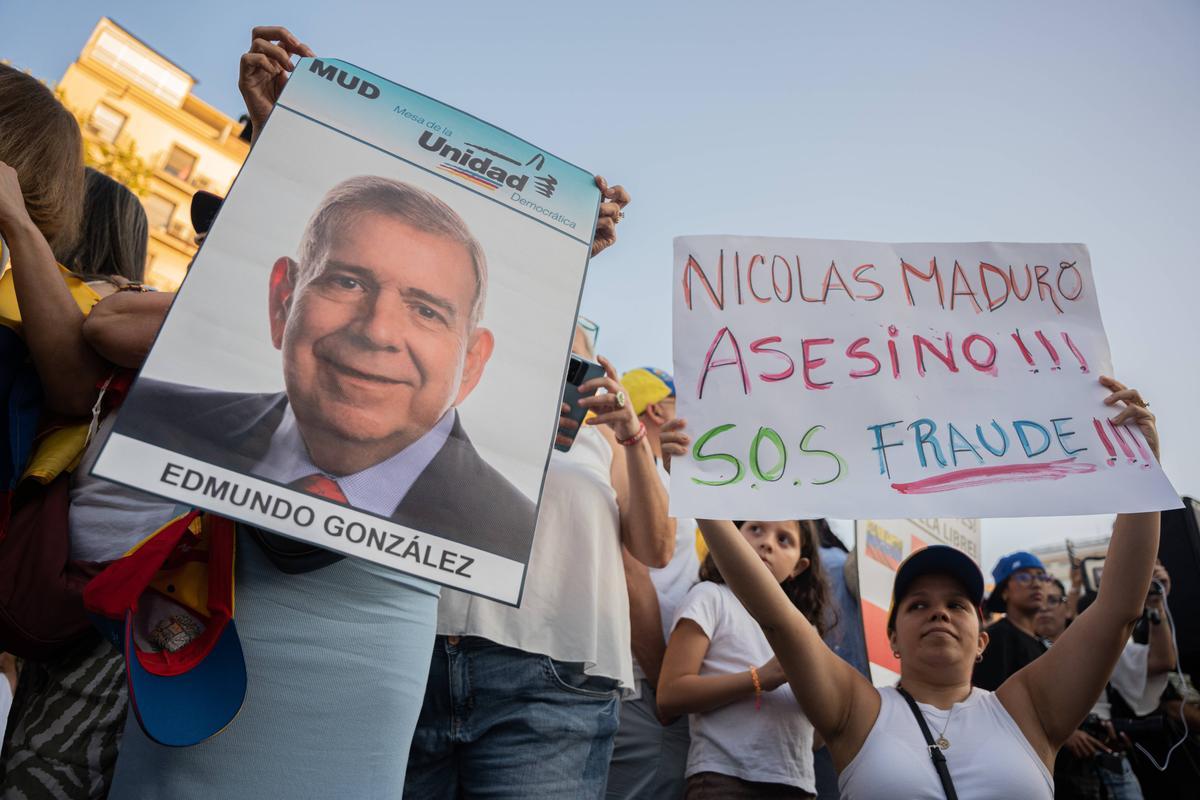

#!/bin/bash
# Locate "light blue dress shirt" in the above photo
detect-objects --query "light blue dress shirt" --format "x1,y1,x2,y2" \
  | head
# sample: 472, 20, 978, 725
109, 403, 450, 797
251, 404, 454, 517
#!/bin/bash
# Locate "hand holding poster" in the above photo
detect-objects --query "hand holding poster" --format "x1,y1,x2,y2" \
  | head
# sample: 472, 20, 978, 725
94, 58, 601, 604
671, 237, 1180, 520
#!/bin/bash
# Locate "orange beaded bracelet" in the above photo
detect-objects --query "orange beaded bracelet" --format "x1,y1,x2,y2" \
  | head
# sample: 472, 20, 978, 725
749, 665, 763, 711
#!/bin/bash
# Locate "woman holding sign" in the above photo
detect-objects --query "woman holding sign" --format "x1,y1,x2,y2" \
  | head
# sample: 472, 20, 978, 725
695, 376, 1161, 799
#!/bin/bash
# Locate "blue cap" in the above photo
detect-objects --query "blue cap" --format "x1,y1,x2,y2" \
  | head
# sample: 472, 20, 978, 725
84, 511, 246, 747
990, 551, 1046, 586
121, 610, 246, 747
985, 551, 1047, 612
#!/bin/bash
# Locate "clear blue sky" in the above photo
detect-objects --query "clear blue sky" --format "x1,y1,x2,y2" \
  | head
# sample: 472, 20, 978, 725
5, 1, 1198, 566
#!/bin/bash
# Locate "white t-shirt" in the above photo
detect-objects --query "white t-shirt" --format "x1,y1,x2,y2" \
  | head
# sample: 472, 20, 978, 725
648, 499, 700, 643
437, 424, 633, 688
672, 581, 815, 791
1109, 637, 1169, 717
630, 462, 699, 687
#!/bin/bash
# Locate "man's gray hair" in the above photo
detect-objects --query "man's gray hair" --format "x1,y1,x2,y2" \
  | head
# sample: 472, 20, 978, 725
296, 175, 488, 327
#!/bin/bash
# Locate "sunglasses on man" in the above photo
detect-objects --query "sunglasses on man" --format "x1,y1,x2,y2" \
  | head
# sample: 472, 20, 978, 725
1009, 571, 1053, 587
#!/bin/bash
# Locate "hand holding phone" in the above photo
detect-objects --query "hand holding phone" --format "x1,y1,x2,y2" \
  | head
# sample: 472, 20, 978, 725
556, 354, 605, 452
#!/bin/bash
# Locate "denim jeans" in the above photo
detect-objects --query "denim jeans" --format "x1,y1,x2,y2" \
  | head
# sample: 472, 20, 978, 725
405, 635, 622, 800
1097, 755, 1144, 800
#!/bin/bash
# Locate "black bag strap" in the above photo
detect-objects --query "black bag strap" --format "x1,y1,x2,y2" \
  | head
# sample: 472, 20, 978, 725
897, 686, 959, 800
243, 525, 345, 574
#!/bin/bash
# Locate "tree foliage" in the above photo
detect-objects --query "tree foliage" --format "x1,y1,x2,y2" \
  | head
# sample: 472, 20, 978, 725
81, 135, 155, 197
48, 86, 156, 197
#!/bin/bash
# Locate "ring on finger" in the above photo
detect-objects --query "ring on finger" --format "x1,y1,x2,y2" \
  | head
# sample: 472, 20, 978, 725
615, 391, 626, 409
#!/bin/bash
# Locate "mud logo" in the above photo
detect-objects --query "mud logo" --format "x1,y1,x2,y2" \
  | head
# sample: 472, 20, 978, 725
308, 59, 380, 99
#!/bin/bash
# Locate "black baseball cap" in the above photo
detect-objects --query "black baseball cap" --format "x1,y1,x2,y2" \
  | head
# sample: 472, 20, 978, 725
190, 191, 224, 236
887, 545, 985, 631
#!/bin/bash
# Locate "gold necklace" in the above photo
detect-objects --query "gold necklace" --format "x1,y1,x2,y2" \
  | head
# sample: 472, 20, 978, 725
931, 707, 953, 750
900, 684, 970, 749
910, 691, 961, 749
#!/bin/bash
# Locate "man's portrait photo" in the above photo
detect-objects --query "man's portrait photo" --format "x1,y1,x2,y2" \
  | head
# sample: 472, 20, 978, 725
91, 65, 597, 600
113, 175, 541, 563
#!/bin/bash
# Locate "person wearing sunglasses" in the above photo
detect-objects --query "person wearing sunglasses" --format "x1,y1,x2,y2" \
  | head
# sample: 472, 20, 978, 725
974, 552, 1053, 690
1035, 577, 1072, 645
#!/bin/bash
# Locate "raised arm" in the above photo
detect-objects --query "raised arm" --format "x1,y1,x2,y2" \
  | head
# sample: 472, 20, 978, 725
0, 161, 111, 417
590, 176, 629, 258
1145, 563, 1176, 676
695, 518, 879, 767
584, 356, 673, 567
82, 290, 174, 368
999, 377, 1162, 760
238, 27, 314, 145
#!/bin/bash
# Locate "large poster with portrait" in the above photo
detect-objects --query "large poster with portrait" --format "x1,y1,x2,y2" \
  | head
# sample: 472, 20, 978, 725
93, 58, 600, 604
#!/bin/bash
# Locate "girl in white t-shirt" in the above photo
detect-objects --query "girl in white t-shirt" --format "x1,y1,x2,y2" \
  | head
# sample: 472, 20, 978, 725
658, 520, 829, 799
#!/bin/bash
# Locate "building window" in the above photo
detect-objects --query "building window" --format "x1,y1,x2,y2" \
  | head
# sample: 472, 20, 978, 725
162, 145, 197, 182
143, 194, 176, 231
91, 30, 189, 107
88, 104, 127, 143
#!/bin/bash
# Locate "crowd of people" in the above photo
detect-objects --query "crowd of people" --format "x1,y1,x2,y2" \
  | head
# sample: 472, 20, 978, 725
0, 23, 1197, 800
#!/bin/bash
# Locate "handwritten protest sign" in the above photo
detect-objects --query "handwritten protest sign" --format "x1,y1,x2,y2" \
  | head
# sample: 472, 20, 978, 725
854, 518, 981, 685
671, 237, 1180, 520
94, 58, 600, 605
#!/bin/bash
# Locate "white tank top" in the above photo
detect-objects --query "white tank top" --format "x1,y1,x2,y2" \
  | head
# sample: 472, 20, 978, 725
436, 425, 633, 688
838, 687, 1053, 800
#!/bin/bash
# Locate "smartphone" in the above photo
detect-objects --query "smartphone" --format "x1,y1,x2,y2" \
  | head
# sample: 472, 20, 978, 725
556, 354, 605, 452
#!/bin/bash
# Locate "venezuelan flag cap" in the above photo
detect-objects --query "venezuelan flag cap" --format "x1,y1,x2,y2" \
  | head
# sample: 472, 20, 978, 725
621, 367, 676, 417
84, 511, 245, 747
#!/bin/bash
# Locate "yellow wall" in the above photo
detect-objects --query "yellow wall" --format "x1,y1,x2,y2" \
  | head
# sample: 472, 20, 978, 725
56, 18, 248, 290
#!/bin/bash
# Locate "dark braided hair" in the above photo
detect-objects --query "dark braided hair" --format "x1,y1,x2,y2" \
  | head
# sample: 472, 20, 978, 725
699, 520, 833, 636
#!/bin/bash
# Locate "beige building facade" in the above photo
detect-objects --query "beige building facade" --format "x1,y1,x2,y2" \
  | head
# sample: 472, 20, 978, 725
57, 18, 248, 289
1030, 534, 1110, 588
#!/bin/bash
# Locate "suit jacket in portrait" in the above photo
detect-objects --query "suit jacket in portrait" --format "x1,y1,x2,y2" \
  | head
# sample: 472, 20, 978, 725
113, 378, 537, 563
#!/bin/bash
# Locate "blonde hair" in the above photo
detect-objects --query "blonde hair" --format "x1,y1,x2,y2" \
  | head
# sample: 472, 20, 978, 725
0, 65, 84, 257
